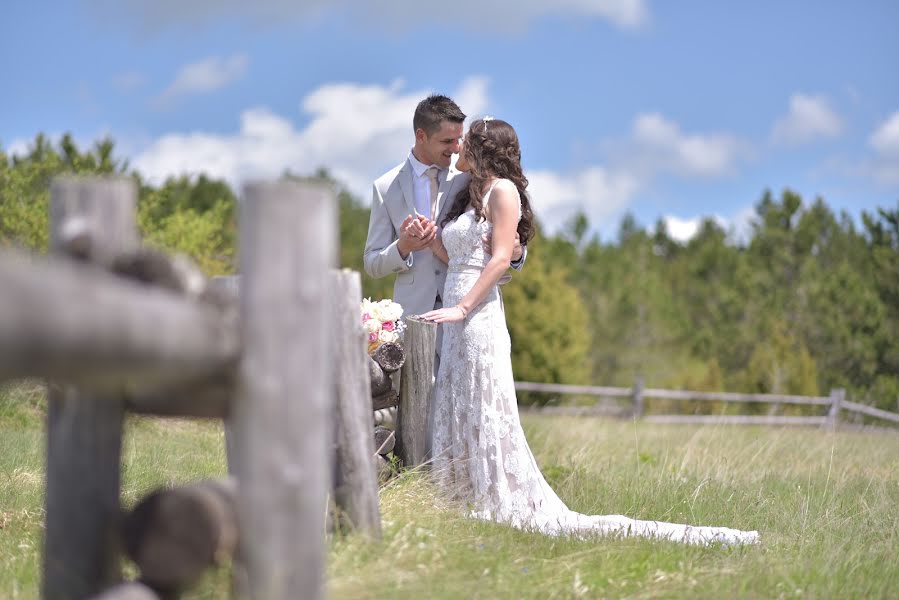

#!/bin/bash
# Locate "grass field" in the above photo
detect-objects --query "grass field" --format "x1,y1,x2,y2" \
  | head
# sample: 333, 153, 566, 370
2, 382, 897, 599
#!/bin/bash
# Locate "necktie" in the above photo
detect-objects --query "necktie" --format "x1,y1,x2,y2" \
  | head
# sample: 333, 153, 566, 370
425, 166, 439, 220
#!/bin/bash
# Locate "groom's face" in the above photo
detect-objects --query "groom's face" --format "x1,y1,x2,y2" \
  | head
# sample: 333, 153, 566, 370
417, 120, 463, 169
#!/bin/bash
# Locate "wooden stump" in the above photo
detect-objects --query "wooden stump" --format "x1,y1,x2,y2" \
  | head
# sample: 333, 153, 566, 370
122, 479, 238, 594
373, 426, 395, 455
372, 342, 405, 373
396, 316, 437, 468
375, 455, 393, 484
372, 389, 399, 411
368, 354, 392, 397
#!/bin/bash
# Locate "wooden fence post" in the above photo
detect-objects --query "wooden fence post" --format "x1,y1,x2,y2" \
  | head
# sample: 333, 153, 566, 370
396, 316, 436, 467
44, 177, 138, 600
827, 388, 845, 429
632, 375, 645, 418
331, 269, 382, 537
234, 181, 335, 600
211, 274, 242, 477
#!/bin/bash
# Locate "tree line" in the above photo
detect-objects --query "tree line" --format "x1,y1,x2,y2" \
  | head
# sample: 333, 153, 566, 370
2, 135, 897, 410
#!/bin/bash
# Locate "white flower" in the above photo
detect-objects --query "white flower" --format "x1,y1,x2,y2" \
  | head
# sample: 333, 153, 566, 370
378, 329, 398, 344
361, 298, 375, 318
378, 299, 404, 322
361, 297, 403, 327
363, 319, 381, 333
369, 303, 386, 321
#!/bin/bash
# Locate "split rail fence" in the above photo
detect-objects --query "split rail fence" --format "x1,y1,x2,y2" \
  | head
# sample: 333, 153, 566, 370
516, 378, 899, 429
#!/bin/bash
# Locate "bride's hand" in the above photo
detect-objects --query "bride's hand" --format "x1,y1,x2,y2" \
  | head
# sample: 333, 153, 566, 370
420, 305, 468, 324
428, 227, 443, 251
482, 230, 522, 261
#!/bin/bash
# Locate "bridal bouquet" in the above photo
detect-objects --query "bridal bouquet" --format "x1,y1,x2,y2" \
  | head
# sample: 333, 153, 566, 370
361, 298, 405, 354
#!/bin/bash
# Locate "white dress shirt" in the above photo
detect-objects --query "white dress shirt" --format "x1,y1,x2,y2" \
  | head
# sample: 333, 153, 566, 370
407, 151, 445, 220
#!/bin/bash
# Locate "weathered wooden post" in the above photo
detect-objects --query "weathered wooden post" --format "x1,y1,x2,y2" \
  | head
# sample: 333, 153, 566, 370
211, 274, 242, 477
632, 375, 645, 418
43, 177, 138, 600
396, 316, 437, 467
233, 181, 335, 599
827, 388, 845, 429
331, 269, 382, 537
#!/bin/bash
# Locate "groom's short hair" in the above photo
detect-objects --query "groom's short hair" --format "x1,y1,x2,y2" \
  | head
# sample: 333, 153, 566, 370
413, 95, 466, 135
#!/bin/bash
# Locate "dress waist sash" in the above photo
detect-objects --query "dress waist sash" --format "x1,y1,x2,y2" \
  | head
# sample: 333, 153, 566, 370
448, 264, 485, 273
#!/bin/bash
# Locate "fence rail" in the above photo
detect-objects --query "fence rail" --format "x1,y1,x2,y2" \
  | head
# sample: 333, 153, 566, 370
515, 380, 898, 429
841, 399, 899, 425
643, 415, 828, 426
642, 388, 831, 406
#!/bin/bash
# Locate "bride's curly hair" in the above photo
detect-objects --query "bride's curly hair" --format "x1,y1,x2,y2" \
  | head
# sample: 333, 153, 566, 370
442, 118, 535, 245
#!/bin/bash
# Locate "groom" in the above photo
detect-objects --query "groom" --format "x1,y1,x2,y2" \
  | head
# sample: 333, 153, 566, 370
363, 94, 524, 320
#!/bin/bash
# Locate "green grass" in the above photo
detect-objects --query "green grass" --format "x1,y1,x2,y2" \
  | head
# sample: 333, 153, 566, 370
2, 383, 897, 598
0, 382, 229, 599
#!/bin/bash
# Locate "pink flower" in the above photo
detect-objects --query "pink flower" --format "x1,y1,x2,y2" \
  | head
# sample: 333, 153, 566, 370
382, 321, 395, 332
368, 332, 379, 343
361, 312, 371, 322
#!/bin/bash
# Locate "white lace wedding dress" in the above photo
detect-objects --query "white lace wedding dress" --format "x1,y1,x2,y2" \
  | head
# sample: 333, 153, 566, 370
430, 180, 759, 546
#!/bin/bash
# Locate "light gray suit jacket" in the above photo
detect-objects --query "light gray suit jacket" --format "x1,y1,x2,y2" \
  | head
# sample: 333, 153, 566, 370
363, 159, 470, 319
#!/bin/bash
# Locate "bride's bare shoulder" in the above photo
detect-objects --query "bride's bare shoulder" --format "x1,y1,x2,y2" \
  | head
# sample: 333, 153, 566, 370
485, 180, 520, 223
491, 179, 520, 204
488, 179, 519, 203
493, 178, 518, 192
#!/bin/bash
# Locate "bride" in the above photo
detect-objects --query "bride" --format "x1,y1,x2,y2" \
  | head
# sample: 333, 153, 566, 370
420, 117, 759, 546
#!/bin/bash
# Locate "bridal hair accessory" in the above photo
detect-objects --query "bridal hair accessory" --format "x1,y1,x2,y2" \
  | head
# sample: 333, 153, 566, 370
483, 115, 494, 133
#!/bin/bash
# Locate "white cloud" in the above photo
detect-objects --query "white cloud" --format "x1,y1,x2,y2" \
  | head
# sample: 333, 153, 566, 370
130, 84, 755, 240
114, 71, 149, 92
153, 54, 248, 108
771, 93, 843, 145
869, 111, 899, 158
617, 112, 749, 178
662, 215, 701, 243
729, 204, 757, 244
866, 111, 899, 185
526, 167, 641, 234
133, 74, 644, 236
557, 0, 648, 29
3, 137, 31, 157
88, 0, 649, 32
661, 207, 753, 245
133, 77, 489, 196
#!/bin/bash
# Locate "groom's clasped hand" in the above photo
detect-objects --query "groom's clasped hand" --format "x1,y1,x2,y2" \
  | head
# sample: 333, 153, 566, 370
399, 213, 437, 250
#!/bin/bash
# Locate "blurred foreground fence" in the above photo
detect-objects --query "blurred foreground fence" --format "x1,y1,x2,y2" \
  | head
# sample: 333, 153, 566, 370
0, 176, 385, 599
516, 379, 899, 429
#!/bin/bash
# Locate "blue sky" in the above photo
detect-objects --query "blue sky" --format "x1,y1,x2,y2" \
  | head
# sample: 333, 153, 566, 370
2, 0, 898, 241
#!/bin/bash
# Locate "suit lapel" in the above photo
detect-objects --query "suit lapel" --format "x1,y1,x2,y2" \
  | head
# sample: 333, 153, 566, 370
397, 160, 416, 217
